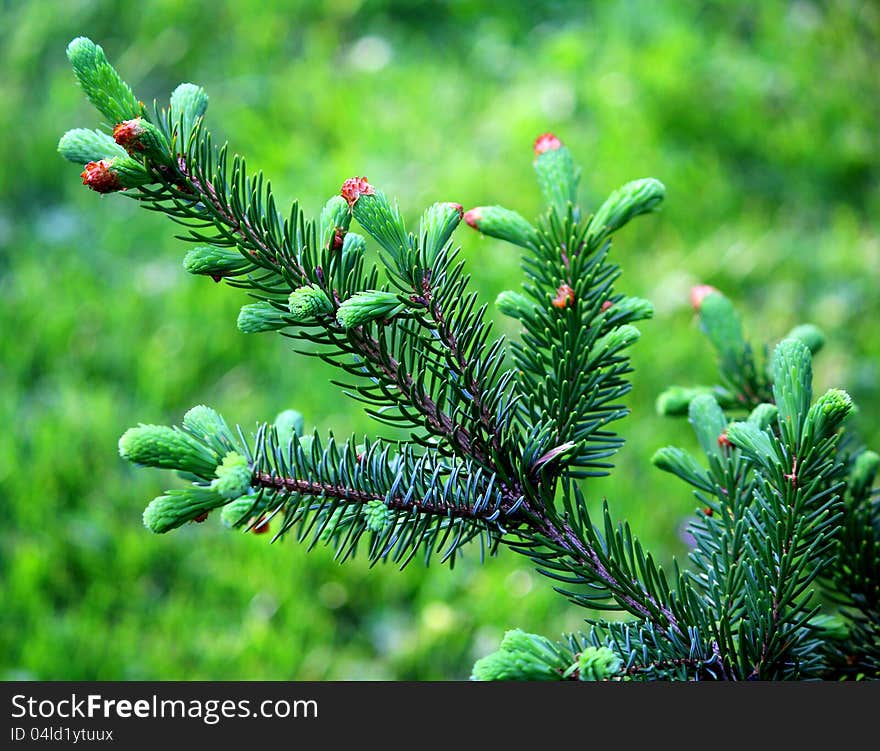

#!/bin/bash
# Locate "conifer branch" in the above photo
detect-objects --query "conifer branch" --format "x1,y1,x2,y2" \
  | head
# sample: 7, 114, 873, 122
61, 37, 880, 681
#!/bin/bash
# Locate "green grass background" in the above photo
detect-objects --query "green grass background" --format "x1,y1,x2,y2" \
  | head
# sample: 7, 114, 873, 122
1, 0, 878, 679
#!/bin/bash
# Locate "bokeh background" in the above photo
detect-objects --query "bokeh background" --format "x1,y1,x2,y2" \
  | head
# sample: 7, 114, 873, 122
1, 0, 878, 680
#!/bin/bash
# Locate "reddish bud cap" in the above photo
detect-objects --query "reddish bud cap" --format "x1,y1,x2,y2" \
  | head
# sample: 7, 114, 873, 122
690, 284, 718, 311
445, 202, 464, 218
81, 160, 122, 193
463, 208, 483, 229
341, 176, 375, 206
600, 300, 613, 312
534, 132, 563, 156
113, 118, 145, 150
717, 430, 732, 449
193, 512, 209, 523
552, 283, 576, 309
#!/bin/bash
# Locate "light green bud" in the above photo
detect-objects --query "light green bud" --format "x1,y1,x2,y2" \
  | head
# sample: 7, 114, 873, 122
786, 324, 825, 355
336, 290, 406, 328
471, 629, 568, 681
587, 178, 665, 247
210, 451, 252, 500
319, 195, 352, 249
274, 409, 305, 446
58, 128, 128, 165
119, 424, 219, 478
495, 290, 534, 320
170, 82, 208, 147
142, 486, 226, 533
183, 246, 250, 279
288, 284, 332, 322
533, 136, 579, 214
237, 301, 287, 333
364, 499, 392, 532
182, 405, 235, 445
419, 202, 463, 263
67, 36, 141, 123
576, 646, 622, 681
464, 205, 538, 249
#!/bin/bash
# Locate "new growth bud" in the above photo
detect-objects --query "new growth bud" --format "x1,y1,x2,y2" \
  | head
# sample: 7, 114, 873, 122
319, 194, 352, 250
113, 117, 171, 165
771, 338, 814, 446
533, 133, 562, 155
210, 451, 252, 500
551, 283, 575, 309
80, 156, 151, 193
336, 290, 406, 328
656, 386, 714, 416
67, 37, 141, 124
849, 450, 880, 500
690, 284, 718, 312
724, 421, 776, 467
364, 499, 392, 532
651, 446, 711, 489
170, 82, 209, 149
747, 403, 779, 431
183, 246, 250, 280
288, 284, 333, 322
342, 233, 367, 258
273, 409, 305, 447
341, 176, 375, 207
182, 404, 235, 446
532, 132, 579, 213
606, 296, 654, 324
143, 486, 228, 534
220, 495, 260, 529
587, 178, 665, 248
464, 206, 538, 249
237, 301, 287, 334
805, 388, 854, 442
58, 128, 128, 165
688, 394, 728, 458
786, 323, 826, 355
346, 181, 410, 258
80, 160, 121, 193
697, 290, 746, 365
575, 646, 622, 682
587, 324, 641, 368
470, 629, 569, 681
656, 386, 739, 416
495, 290, 535, 320
419, 201, 464, 264
119, 424, 220, 478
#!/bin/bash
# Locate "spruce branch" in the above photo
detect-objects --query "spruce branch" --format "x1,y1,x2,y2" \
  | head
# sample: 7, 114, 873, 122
61, 37, 880, 681
62, 38, 679, 631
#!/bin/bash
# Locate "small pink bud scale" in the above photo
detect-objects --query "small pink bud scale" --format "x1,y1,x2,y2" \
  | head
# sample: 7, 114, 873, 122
552, 283, 576, 309
690, 284, 718, 312
81, 160, 122, 193
341, 176, 375, 207
534, 132, 563, 156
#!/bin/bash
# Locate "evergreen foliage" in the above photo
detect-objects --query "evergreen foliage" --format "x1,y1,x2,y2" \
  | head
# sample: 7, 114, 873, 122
60, 37, 879, 681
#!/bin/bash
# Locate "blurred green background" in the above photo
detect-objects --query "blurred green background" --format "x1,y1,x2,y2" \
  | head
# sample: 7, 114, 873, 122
1, 0, 878, 680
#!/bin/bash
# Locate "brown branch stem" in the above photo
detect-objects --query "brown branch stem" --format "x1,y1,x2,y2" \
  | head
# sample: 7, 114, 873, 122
251, 470, 496, 522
